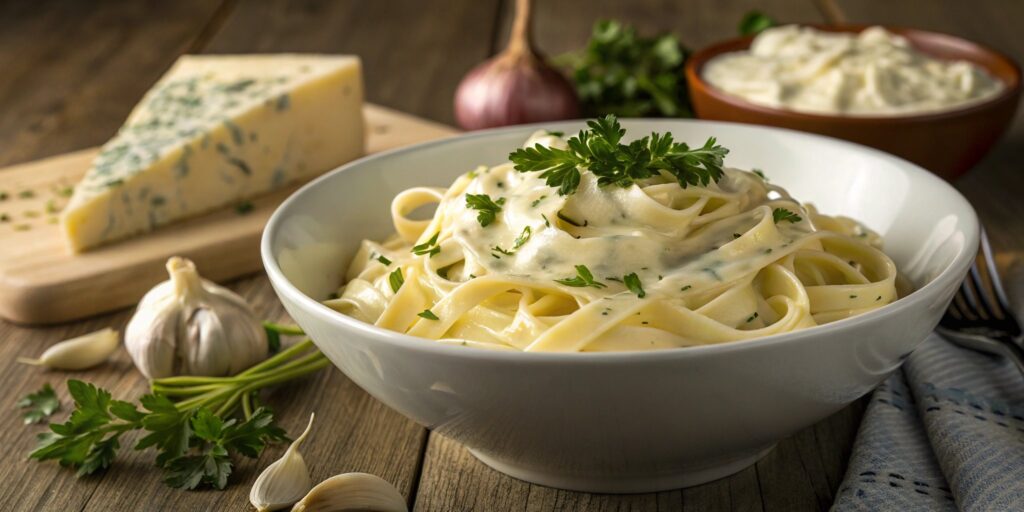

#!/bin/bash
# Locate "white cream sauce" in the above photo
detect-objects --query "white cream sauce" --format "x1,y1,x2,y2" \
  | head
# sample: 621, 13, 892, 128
438, 132, 816, 301
703, 25, 1004, 116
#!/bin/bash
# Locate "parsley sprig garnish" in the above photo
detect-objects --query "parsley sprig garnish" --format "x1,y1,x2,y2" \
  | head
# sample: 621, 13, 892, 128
772, 207, 802, 224
509, 115, 728, 195
466, 194, 505, 227
555, 265, 607, 289
18, 383, 60, 424
27, 326, 327, 490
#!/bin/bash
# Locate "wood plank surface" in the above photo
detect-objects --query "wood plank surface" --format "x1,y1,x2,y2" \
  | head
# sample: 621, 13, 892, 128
1, 0, 1023, 511
0, 104, 457, 325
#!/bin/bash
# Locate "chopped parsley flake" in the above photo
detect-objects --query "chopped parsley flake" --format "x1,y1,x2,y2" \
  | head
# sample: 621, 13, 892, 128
557, 211, 583, 227
555, 265, 607, 288
531, 195, 547, 207
772, 208, 802, 224
417, 309, 439, 320
541, 214, 551, 227
234, 201, 254, 215
752, 169, 768, 181
746, 312, 759, 323
18, 190, 34, 199
680, 285, 692, 291
412, 232, 441, 257
513, 226, 532, 249
375, 254, 392, 266
388, 268, 404, 293
624, 272, 645, 298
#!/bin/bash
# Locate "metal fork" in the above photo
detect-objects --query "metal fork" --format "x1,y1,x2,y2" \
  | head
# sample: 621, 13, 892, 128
937, 228, 1024, 374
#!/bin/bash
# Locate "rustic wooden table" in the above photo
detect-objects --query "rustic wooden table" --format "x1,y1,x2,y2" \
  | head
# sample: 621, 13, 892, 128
2, 1, 1022, 510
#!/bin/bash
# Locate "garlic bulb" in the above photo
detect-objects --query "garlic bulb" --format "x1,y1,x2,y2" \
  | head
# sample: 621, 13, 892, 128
17, 328, 120, 370
250, 413, 316, 512
126, 256, 267, 379
292, 473, 407, 512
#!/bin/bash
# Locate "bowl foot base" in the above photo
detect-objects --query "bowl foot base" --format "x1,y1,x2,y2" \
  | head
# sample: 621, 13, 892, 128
468, 444, 776, 494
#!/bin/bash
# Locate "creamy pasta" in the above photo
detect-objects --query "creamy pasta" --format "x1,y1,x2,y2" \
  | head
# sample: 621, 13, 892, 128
326, 127, 898, 352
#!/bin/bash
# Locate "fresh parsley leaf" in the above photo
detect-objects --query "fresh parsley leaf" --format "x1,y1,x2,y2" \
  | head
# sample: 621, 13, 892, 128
465, 194, 505, 227
624, 273, 646, 298
136, 393, 192, 467
555, 265, 607, 289
221, 407, 287, 457
29, 380, 139, 476
164, 407, 285, 490
388, 268, 404, 293
417, 309, 439, 320
772, 208, 802, 224
164, 444, 231, 490
510, 115, 728, 195
558, 20, 692, 118
411, 232, 441, 257
18, 383, 60, 424
739, 11, 775, 36
513, 226, 532, 249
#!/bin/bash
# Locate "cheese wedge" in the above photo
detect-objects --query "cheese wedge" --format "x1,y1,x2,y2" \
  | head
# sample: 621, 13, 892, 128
60, 54, 364, 252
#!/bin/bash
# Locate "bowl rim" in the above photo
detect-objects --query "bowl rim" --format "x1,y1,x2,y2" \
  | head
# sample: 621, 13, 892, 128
261, 118, 980, 363
685, 23, 1023, 123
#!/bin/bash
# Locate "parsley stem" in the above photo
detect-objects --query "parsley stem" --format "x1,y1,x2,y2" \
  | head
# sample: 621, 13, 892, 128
152, 349, 325, 395
239, 339, 317, 377
262, 322, 306, 336
241, 392, 254, 420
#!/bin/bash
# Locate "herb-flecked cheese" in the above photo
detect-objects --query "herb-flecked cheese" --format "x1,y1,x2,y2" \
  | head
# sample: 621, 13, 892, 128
60, 54, 364, 252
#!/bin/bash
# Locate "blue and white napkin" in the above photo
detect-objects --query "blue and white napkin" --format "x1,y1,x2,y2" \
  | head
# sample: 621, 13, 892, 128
832, 334, 1024, 511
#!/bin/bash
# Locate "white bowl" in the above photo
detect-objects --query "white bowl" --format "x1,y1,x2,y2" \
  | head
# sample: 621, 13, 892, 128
262, 119, 978, 493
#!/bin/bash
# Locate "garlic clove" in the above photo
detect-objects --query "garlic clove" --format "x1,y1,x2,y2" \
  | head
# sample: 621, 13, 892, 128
250, 413, 317, 512
291, 473, 407, 512
17, 328, 120, 370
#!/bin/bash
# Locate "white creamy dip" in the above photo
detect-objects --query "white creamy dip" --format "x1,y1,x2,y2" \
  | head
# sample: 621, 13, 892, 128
703, 25, 1004, 116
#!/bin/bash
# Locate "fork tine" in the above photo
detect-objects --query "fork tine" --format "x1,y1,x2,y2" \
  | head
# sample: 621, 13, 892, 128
954, 285, 980, 321
966, 261, 996, 320
979, 228, 1021, 332
959, 271, 988, 320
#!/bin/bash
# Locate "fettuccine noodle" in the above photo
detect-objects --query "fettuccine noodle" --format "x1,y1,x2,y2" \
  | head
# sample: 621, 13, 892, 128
326, 131, 898, 352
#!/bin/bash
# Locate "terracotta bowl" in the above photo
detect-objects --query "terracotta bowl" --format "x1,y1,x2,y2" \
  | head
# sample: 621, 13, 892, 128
685, 25, 1022, 180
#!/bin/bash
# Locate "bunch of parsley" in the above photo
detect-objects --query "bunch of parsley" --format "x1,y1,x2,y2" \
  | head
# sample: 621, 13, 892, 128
557, 13, 776, 118
25, 324, 326, 490
557, 20, 691, 118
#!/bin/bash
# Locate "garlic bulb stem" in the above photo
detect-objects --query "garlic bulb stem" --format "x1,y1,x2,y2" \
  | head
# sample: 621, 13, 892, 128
17, 328, 120, 370
249, 413, 317, 512
168, 256, 203, 300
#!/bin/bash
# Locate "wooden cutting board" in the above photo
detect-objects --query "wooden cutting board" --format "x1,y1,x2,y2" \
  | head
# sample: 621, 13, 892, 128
0, 104, 458, 325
